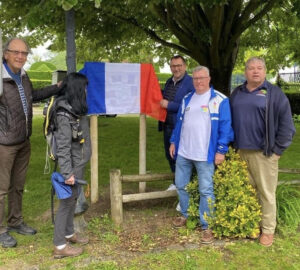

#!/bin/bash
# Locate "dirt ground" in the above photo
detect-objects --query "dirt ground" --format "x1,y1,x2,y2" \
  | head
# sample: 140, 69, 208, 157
80, 187, 229, 267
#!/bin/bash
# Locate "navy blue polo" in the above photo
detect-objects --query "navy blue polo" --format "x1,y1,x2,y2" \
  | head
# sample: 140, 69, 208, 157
231, 81, 268, 150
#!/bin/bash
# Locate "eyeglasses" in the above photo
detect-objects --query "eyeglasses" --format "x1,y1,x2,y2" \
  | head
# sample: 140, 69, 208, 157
6, 49, 29, 57
170, 64, 183, 68
193, 76, 209, 81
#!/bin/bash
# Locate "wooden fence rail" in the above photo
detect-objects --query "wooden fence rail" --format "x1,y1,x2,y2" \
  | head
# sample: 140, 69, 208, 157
278, 168, 300, 185
110, 169, 176, 226
110, 168, 300, 226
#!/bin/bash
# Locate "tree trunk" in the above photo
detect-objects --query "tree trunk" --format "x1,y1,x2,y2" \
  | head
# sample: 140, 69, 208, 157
190, 39, 239, 97
65, 8, 76, 73
210, 65, 234, 97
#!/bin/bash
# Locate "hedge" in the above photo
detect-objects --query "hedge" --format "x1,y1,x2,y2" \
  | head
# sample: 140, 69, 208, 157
157, 73, 171, 82
30, 61, 56, 71
286, 92, 300, 115
31, 80, 52, 89
27, 71, 52, 81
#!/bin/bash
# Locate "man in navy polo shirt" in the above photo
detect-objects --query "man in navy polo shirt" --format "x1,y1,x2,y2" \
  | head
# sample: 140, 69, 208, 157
230, 57, 295, 247
160, 55, 194, 192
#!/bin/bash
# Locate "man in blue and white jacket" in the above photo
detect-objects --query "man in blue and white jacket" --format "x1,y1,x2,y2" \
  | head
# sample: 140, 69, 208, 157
169, 66, 233, 244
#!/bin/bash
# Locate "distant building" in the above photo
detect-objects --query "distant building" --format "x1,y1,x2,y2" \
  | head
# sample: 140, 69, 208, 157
279, 65, 300, 83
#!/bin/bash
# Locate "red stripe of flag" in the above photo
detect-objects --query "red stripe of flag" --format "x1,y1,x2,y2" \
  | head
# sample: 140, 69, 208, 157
140, 63, 166, 122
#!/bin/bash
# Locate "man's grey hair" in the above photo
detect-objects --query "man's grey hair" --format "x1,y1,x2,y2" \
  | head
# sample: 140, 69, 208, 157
245, 57, 266, 70
192, 65, 210, 76
3, 37, 31, 54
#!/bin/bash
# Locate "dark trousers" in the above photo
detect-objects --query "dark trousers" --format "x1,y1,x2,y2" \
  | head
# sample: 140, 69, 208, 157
0, 140, 31, 234
163, 125, 176, 179
53, 185, 78, 246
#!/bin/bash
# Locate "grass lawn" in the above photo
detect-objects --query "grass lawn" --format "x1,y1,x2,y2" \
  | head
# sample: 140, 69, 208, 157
0, 116, 299, 270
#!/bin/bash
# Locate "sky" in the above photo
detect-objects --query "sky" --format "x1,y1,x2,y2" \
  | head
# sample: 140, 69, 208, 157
25, 40, 54, 69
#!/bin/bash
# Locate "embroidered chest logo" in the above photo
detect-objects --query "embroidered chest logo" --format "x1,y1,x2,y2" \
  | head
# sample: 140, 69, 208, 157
201, 105, 209, 113
256, 89, 267, 97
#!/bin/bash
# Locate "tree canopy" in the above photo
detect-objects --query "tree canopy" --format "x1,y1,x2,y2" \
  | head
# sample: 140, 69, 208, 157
1, 0, 300, 94
234, 1, 300, 75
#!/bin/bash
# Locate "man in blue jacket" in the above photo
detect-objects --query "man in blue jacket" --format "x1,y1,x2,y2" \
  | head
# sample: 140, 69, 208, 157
160, 55, 194, 191
230, 57, 295, 247
170, 66, 233, 244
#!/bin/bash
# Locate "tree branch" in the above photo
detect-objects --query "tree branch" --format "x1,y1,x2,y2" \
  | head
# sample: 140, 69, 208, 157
164, 2, 197, 51
109, 12, 190, 55
193, 3, 210, 28
221, 0, 242, 46
242, 1, 279, 33
225, 0, 279, 61
208, 5, 225, 67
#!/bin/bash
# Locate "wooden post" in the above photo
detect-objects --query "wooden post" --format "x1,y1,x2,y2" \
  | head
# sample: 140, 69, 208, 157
110, 169, 123, 226
139, 113, 146, 192
90, 115, 99, 203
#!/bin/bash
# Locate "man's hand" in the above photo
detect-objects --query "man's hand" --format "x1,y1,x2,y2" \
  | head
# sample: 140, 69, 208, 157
160, 99, 169, 109
65, 175, 75, 185
215, 153, 225, 165
169, 143, 175, 159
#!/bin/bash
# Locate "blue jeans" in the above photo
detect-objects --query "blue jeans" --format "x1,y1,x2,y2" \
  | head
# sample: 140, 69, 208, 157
175, 155, 215, 229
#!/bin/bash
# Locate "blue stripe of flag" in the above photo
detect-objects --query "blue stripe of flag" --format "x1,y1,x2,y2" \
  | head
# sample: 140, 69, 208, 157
80, 62, 106, 114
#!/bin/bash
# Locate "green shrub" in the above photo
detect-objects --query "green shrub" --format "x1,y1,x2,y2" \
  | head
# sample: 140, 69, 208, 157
186, 147, 261, 238
293, 114, 300, 123
276, 183, 300, 230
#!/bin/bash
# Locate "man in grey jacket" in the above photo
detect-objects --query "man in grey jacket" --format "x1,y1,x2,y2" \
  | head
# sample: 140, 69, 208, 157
0, 38, 60, 248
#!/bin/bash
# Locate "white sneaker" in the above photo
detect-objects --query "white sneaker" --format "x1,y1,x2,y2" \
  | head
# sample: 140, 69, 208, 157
176, 202, 181, 212
166, 184, 177, 191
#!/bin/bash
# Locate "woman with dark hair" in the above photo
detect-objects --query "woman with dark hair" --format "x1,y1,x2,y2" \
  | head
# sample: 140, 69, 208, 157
52, 72, 91, 259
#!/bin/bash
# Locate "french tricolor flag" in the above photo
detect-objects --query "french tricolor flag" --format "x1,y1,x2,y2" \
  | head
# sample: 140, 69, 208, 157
80, 62, 166, 122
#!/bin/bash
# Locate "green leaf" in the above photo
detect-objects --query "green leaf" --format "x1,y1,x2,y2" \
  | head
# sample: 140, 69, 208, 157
94, 0, 102, 8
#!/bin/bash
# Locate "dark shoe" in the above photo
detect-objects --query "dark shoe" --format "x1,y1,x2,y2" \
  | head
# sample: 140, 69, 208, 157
0, 232, 17, 248
8, 222, 37, 235
259, 233, 274, 247
66, 233, 89, 245
172, 216, 187, 228
53, 244, 83, 259
201, 229, 214, 244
